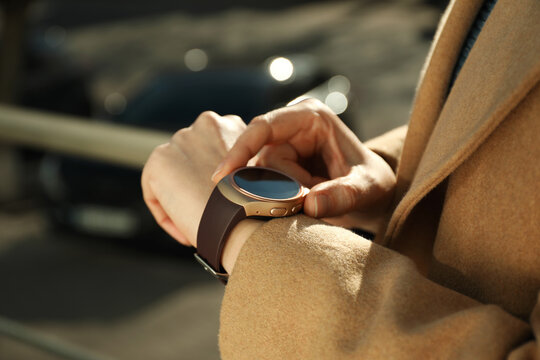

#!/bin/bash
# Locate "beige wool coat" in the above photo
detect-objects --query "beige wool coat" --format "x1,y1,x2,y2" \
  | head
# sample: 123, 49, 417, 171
219, 0, 540, 358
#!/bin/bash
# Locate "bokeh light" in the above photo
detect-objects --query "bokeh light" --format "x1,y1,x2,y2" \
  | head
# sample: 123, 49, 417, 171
328, 75, 350, 94
104, 92, 127, 115
184, 48, 208, 72
325, 91, 348, 115
269, 57, 294, 82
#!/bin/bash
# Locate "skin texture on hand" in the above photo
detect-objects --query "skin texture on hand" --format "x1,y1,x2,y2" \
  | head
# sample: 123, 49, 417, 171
141, 111, 246, 247
213, 99, 397, 232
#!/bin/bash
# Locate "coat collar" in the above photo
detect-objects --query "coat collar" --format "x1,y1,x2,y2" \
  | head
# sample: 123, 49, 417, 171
382, 0, 540, 246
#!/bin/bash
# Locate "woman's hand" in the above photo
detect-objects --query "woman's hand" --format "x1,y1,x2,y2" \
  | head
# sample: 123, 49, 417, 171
141, 111, 246, 247
212, 99, 396, 232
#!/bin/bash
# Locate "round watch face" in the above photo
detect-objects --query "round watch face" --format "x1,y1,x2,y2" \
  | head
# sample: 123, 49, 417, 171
232, 167, 301, 200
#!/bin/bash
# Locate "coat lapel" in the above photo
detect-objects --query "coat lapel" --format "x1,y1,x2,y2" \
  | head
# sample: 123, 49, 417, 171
383, 0, 540, 246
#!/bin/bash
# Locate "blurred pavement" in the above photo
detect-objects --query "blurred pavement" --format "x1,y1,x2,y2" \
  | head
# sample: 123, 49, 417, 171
0, 209, 223, 359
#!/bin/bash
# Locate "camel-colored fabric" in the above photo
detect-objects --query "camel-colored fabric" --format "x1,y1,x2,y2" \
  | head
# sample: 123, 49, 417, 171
220, 0, 540, 358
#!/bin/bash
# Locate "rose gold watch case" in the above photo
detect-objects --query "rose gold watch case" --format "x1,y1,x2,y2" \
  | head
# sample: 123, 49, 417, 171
217, 167, 309, 218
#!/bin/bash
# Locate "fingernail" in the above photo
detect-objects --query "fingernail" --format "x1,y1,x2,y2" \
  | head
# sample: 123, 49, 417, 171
211, 161, 225, 181
314, 194, 329, 218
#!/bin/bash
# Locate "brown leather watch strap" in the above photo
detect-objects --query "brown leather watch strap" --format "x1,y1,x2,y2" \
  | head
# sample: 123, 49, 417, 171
196, 186, 246, 274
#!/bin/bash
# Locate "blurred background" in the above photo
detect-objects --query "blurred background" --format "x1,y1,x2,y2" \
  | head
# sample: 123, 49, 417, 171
0, 0, 447, 359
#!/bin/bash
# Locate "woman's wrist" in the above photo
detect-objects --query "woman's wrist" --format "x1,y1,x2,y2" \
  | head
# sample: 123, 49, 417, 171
221, 219, 265, 274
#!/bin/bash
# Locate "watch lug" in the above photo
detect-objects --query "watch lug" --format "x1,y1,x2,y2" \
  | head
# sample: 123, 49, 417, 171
194, 253, 229, 284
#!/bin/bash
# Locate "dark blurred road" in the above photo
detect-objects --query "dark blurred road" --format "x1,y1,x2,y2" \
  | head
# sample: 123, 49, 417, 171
0, 210, 223, 359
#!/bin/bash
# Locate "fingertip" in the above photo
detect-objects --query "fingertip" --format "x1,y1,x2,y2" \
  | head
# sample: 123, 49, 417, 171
211, 172, 226, 184
304, 191, 330, 218
211, 161, 226, 183
212, 163, 236, 183
303, 194, 317, 217
315, 193, 330, 218
211, 171, 221, 184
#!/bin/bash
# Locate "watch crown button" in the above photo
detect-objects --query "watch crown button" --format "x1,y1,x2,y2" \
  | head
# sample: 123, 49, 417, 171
270, 207, 287, 216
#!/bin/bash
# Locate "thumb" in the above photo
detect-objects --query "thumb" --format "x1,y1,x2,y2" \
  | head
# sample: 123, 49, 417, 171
304, 173, 368, 218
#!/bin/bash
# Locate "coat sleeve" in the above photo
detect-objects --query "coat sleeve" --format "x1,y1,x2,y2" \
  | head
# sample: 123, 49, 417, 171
364, 125, 408, 173
219, 215, 536, 360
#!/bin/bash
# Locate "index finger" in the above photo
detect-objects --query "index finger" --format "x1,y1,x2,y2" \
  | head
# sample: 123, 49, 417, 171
211, 99, 330, 182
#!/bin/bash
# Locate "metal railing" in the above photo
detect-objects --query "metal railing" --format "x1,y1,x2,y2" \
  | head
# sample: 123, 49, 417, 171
0, 105, 172, 168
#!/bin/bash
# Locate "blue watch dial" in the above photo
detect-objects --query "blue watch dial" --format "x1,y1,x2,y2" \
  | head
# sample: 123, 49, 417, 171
233, 167, 301, 200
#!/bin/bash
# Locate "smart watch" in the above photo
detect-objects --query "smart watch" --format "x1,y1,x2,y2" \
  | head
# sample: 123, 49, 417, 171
195, 166, 308, 283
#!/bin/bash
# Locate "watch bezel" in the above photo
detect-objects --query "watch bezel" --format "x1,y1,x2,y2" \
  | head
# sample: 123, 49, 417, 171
230, 166, 303, 201
218, 166, 308, 218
